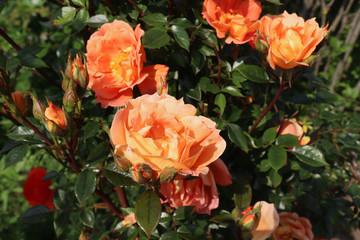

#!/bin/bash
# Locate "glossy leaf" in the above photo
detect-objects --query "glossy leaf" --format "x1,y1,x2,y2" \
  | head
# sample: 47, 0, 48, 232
54, 212, 69, 237
85, 14, 108, 28
5, 145, 28, 168
235, 64, 269, 83
262, 127, 277, 143
269, 169, 282, 188
18, 54, 47, 68
170, 25, 190, 51
215, 93, 226, 116
143, 27, 170, 49
103, 162, 137, 187
268, 145, 287, 171
21, 205, 51, 223
160, 231, 180, 240
227, 123, 248, 153
292, 145, 328, 167
276, 134, 299, 147
72, 0, 85, 7
53, 7, 76, 25
135, 189, 162, 239
222, 86, 244, 97
75, 169, 96, 205
234, 184, 252, 209
170, 18, 193, 28
81, 209, 95, 228
142, 13, 167, 26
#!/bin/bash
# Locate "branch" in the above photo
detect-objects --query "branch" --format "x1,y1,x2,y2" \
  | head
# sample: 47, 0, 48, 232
114, 187, 129, 208
127, 0, 145, 17
94, 189, 124, 219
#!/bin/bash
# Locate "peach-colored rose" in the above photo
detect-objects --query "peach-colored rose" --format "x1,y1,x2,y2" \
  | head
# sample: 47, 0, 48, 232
251, 201, 279, 240
258, 11, 328, 70
44, 101, 66, 132
110, 93, 226, 179
202, 0, 262, 44
277, 119, 310, 146
160, 159, 231, 214
272, 212, 314, 240
86, 20, 169, 108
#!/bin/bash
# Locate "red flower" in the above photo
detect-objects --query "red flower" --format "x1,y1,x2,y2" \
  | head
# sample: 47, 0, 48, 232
23, 167, 55, 210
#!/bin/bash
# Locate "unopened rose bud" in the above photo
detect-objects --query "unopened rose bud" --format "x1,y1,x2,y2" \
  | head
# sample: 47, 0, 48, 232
65, 53, 72, 80
44, 101, 68, 135
71, 54, 88, 95
113, 145, 132, 172
159, 167, 179, 183
255, 36, 269, 55
241, 213, 255, 231
29, 92, 46, 121
63, 84, 78, 113
157, 77, 168, 95
130, 163, 152, 184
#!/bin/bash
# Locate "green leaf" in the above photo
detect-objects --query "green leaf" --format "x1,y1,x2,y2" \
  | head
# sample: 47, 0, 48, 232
85, 14, 108, 28
142, 13, 167, 26
81, 209, 95, 228
348, 184, 360, 198
7, 126, 36, 142
292, 145, 328, 167
185, 85, 201, 101
142, 27, 170, 49
234, 184, 252, 209
135, 189, 162, 239
52, 7, 76, 25
198, 45, 215, 56
269, 169, 282, 188
72, 0, 85, 7
276, 134, 299, 147
235, 64, 269, 83
170, 25, 190, 51
190, 50, 205, 74
53, 189, 71, 210
262, 127, 277, 143
74, 8, 89, 30
209, 212, 234, 223
198, 77, 220, 94
259, 159, 271, 172
18, 54, 47, 68
87, 142, 108, 164
222, 86, 244, 97
54, 212, 69, 237
5, 145, 28, 168
194, 29, 218, 49
215, 93, 226, 116
268, 145, 287, 171
43, 171, 58, 181
103, 162, 137, 187
6, 56, 20, 70
265, 0, 283, 4
75, 169, 96, 205
21, 205, 51, 223
170, 18, 193, 28
160, 231, 180, 240
227, 123, 248, 153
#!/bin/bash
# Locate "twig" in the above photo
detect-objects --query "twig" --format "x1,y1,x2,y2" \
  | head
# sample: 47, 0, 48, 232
127, 0, 145, 17
94, 189, 124, 219
114, 187, 129, 208
0, 27, 21, 51
249, 83, 288, 134
212, 44, 222, 85
47, 0, 65, 6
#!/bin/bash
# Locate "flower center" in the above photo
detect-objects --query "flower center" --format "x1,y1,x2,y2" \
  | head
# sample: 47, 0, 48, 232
110, 47, 133, 82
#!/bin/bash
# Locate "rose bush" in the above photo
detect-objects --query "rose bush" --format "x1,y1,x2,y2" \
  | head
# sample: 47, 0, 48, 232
86, 20, 169, 108
160, 159, 231, 214
202, 0, 262, 44
258, 11, 328, 69
110, 93, 226, 179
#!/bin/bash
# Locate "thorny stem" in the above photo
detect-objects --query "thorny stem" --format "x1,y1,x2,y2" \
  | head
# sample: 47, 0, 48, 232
128, 0, 145, 17
249, 83, 288, 134
94, 189, 124, 219
114, 187, 129, 208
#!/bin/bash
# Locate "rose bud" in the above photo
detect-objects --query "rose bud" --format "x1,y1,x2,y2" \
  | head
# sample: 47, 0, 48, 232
63, 84, 78, 113
44, 101, 68, 135
130, 164, 153, 184
113, 145, 132, 172
29, 92, 46, 121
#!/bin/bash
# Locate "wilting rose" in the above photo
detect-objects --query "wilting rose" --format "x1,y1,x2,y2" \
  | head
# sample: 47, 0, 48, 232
272, 212, 314, 240
86, 20, 169, 108
277, 119, 310, 146
161, 159, 232, 214
251, 201, 279, 240
202, 0, 262, 44
23, 167, 55, 210
44, 101, 67, 134
258, 11, 328, 70
110, 93, 226, 180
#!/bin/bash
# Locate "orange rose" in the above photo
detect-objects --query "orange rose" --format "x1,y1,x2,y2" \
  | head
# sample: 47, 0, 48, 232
202, 0, 262, 44
277, 119, 310, 146
110, 93, 226, 179
2, 91, 31, 121
251, 201, 279, 240
258, 11, 328, 70
86, 20, 169, 108
44, 101, 67, 133
23, 167, 55, 210
160, 159, 232, 214
272, 212, 314, 240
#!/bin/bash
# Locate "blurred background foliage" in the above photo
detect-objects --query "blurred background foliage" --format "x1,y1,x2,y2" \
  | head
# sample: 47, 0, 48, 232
0, 0, 359, 239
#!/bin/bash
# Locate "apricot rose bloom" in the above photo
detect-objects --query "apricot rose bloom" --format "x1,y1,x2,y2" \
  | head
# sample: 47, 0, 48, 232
202, 0, 262, 45
272, 212, 314, 240
23, 167, 55, 210
251, 201, 279, 240
44, 101, 67, 133
258, 11, 328, 70
86, 20, 169, 108
277, 119, 310, 146
110, 93, 226, 179
160, 159, 232, 214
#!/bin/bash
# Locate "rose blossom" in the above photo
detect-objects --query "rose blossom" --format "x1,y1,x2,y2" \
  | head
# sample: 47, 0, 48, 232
110, 93, 226, 179
272, 212, 314, 240
258, 11, 328, 70
277, 119, 310, 146
160, 159, 232, 214
23, 167, 55, 210
202, 0, 262, 45
44, 101, 67, 132
86, 20, 169, 108
251, 201, 279, 240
